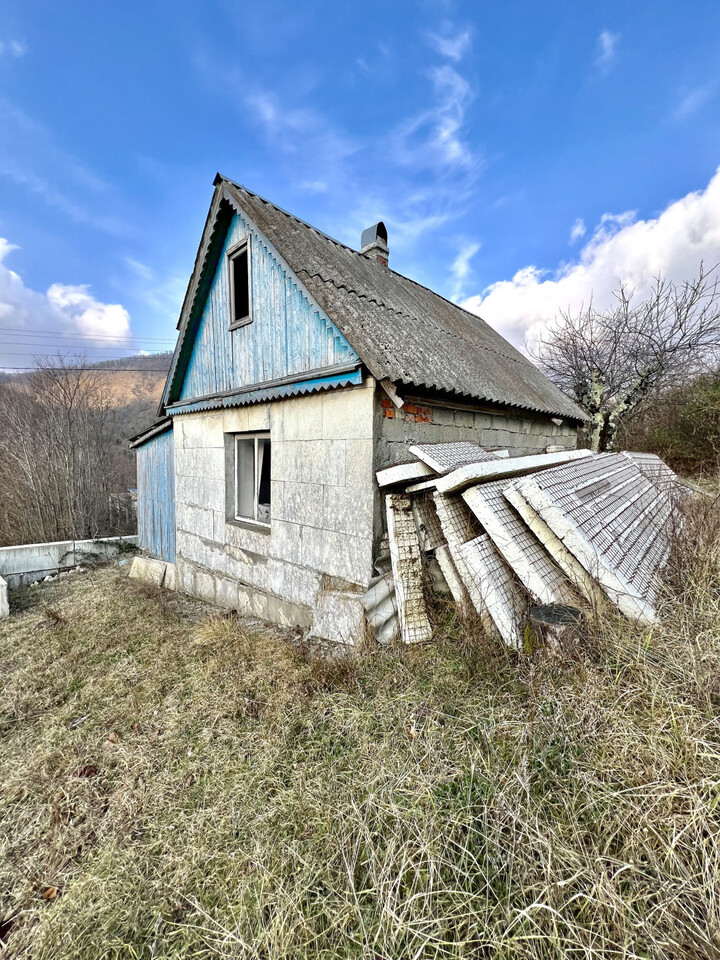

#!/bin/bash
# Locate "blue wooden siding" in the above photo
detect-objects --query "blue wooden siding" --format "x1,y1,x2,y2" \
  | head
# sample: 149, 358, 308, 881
136, 429, 176, 562
178, 213, 359, 402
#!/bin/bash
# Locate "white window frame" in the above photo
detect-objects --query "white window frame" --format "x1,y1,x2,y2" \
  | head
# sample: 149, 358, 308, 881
234, 432, 271, 527
228, 238, 252, 330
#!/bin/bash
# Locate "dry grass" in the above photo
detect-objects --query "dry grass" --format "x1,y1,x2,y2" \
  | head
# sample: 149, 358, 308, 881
1, 524, 720, 959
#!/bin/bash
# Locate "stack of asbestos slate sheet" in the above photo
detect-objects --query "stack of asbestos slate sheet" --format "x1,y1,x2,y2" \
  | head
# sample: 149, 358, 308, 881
377, 442, 682, 648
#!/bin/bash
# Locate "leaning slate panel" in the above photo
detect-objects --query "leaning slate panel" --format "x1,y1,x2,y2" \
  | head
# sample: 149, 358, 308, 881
513, 452, 673, 622
462, 478, 577, 607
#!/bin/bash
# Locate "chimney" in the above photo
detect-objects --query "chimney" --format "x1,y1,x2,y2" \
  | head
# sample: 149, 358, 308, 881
360, 221, 389, 266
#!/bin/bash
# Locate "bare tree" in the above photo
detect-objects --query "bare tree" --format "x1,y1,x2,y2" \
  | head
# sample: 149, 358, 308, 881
532, 264, 720, 451
0, 355, 129, 546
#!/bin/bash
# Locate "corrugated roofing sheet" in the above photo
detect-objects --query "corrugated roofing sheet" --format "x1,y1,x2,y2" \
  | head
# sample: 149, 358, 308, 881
513, 453, 673, 621
218, 179, 587, 422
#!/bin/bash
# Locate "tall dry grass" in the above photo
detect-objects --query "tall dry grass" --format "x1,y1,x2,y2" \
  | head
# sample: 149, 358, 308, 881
1, 505, 720, 958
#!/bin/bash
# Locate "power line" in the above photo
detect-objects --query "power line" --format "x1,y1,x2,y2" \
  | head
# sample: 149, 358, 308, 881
0, 339, 172, 353
0, 366, 170, 373
0, 326, 176, 343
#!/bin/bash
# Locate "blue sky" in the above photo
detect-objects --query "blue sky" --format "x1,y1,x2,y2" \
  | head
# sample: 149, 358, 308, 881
1, 0, 720, 367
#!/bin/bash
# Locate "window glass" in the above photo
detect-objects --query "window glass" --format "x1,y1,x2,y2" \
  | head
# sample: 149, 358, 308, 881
231, 247, 249, 324
235, 437, 255, 519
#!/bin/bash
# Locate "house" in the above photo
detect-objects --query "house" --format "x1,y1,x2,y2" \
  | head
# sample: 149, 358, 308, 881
130, 174, 585, 642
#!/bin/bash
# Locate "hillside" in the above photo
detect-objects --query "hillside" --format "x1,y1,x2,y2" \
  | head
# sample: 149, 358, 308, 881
1, 507, 719, 959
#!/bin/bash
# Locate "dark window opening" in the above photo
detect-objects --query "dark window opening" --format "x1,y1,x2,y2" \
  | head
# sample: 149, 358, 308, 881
234, 432, 271, 525
230, 244, 250, 326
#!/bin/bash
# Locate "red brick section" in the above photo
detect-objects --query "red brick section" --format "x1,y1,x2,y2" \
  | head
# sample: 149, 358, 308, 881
381, 398, 434, 423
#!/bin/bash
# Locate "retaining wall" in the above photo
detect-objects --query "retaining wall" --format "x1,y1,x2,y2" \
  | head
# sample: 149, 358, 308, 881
0, 536, 138, 589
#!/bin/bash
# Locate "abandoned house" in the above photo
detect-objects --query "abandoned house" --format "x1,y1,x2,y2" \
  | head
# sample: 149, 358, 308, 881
130, 174, 586, 642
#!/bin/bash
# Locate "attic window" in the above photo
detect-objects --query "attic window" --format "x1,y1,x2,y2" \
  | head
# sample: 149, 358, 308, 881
228, 240, 251, 328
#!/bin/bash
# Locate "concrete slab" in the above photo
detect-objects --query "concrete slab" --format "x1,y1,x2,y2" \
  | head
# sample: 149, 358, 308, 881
458, 534, 527, 648
376, 461, 435, 488
0, 576, 8, 619
435, 448, 593, 494
129, 555, 167, 589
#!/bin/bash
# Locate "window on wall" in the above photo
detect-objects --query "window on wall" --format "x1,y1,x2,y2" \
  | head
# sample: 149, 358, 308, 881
228, 240, 250, 328
235, 432, 271, 525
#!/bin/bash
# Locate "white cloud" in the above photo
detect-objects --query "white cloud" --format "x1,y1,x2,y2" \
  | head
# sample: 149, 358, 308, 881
569, 218, 586, 243
462, 166, 720, 350
450, 240, 480, 299
0, 240, 132, 367
675, 83, 716, 120
428, 27, 471, 61
46, 284, 130, 340
595, 30, 618, 71
0, 39, 26, 59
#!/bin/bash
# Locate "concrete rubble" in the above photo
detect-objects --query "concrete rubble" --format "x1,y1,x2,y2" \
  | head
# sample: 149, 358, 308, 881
378, 443, 683, 648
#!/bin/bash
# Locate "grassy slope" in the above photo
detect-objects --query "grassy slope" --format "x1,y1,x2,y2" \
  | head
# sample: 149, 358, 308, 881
1, 557, 720, 959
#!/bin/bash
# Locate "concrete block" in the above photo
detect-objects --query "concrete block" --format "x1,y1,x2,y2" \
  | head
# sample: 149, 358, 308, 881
300, 440, 346, 486
322, 484, 374, 539
322, 386, 374, 440
177, 415, 224, 449
312, 589, 366, 644
273, 394, 323, 441
0, 576, 8, 619
265, 559, 319, 608
277, 481, 324, 527
345, 438, 374, 488
176, 559, 195, 595
271, 520, 304, 564
246, 404, 271, 431
194, 568, 216, 604
176, 475, 225, 511
216, 576, 240, 610
164, 563, 177, 592
222, 407, 250, 434
176, 503, 215, 541
128, 555, 167, 589
272, 440, 304, 483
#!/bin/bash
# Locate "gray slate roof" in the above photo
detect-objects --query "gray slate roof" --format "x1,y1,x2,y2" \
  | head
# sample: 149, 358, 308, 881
165, 176, 587, 422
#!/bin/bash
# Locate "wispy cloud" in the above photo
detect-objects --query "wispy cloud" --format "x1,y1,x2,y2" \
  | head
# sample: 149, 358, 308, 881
392, 64, 478, 172
674, 82, 716, 120
594, 30, 618, 73
0, 98, 131, 235
427, 26, 471, 61
450, 240, 480, 299
569, 218, 586, 244
0, 39, 26, 59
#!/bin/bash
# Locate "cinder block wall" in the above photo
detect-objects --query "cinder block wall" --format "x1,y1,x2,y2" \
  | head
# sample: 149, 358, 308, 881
372, 388, 578, 552
173, 379, 375, 642
375, 394, 578, 469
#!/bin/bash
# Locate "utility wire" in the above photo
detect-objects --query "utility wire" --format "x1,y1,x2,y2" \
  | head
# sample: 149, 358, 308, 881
0, 326, 176, 343
0, 366, 170, 373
